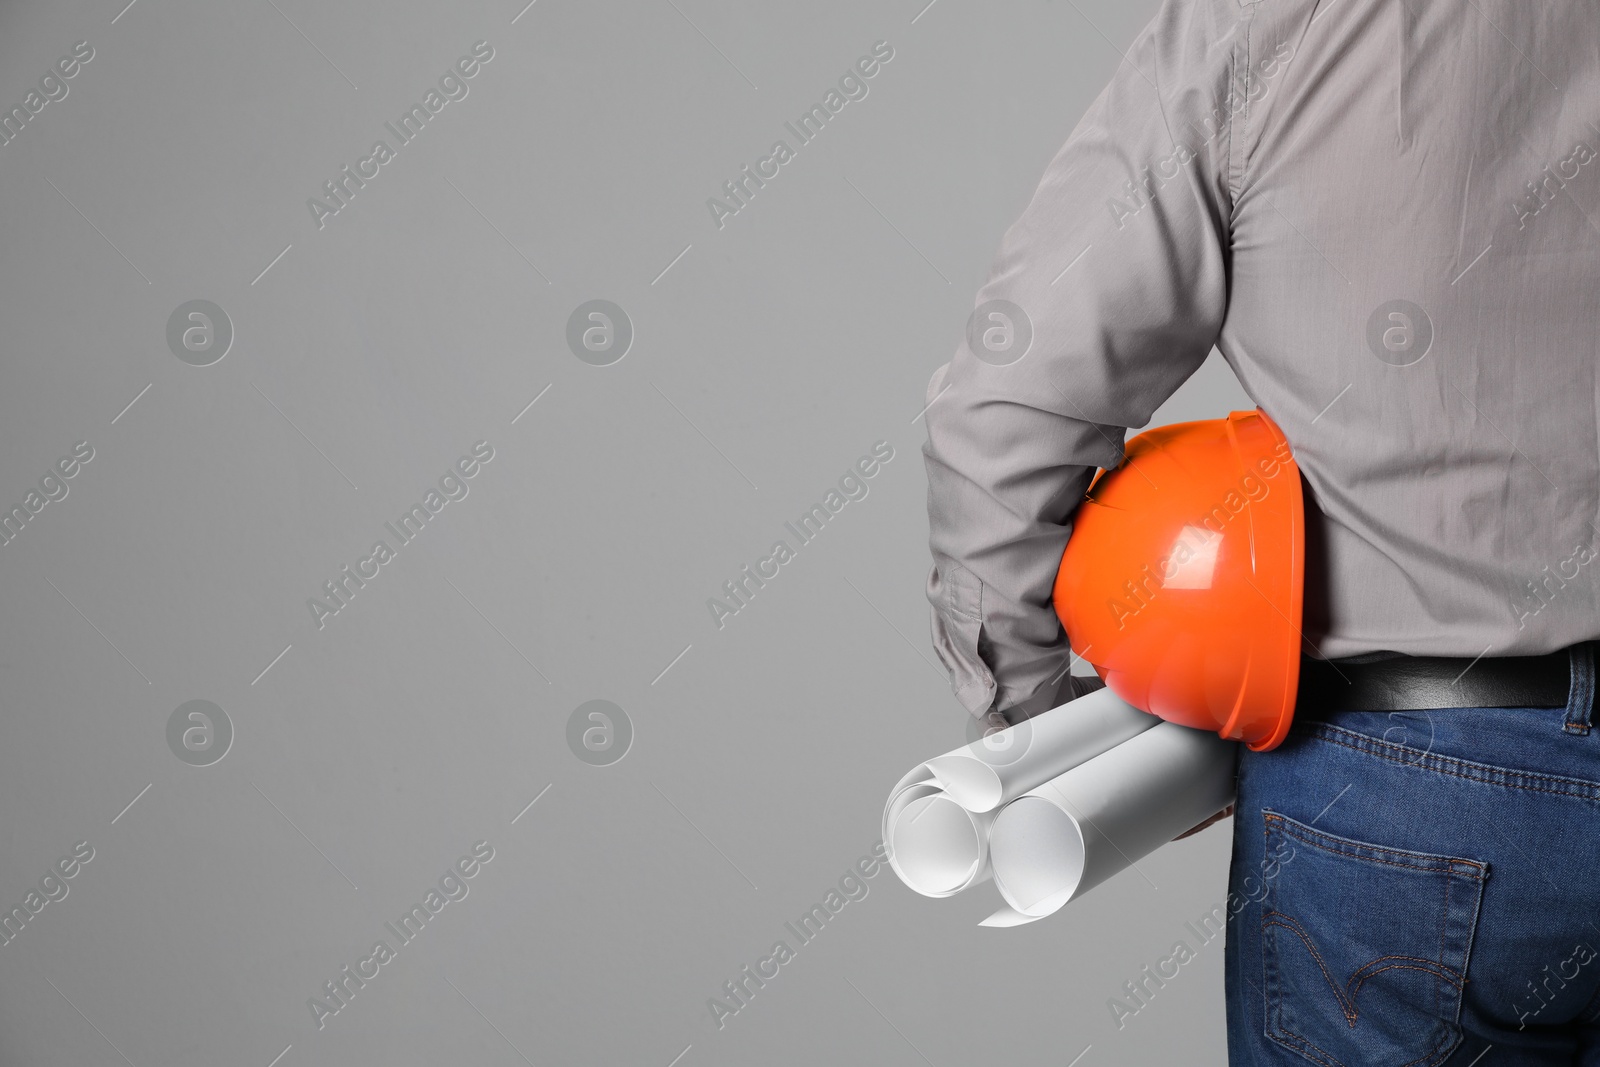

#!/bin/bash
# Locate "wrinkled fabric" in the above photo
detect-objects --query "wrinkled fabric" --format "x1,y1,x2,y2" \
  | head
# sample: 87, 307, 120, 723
1225, 644, 1600, 1064
924, 0, 1600, 721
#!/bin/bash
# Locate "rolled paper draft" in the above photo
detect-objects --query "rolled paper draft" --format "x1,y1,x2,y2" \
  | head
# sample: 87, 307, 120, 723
883, 686, 1159, 899
923, 685, 1159, 813
984, 722, 1237, 926
883, 779, 998, 897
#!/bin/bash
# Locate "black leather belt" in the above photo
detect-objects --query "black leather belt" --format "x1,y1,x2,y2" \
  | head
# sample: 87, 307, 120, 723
1296, 648, 1574, 717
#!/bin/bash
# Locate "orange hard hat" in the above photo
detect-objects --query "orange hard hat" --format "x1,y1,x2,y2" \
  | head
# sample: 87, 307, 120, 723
1052, 409, 1304, 752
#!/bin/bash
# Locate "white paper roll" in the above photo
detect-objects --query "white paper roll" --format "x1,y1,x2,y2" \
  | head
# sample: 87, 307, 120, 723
883, 686, 1159, 899
923, 686, 1159, 813
985, 722, 1237, 924
883, 781, 997, 897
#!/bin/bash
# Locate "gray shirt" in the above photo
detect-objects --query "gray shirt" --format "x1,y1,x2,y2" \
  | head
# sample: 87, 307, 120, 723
924, 0, 1600, 723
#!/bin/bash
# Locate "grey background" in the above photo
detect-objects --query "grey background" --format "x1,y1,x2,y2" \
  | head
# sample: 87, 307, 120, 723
0, 0, 1253, 1064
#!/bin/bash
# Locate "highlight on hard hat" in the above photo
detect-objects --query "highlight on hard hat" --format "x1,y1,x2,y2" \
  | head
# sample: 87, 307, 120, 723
1052, 409, 1304, 752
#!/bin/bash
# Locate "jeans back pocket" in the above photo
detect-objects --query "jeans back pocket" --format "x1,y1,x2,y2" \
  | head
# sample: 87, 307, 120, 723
1260, 810, 1487, 1067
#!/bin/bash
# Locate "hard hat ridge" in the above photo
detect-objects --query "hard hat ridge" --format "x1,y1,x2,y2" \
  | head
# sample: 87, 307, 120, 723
1052, 409, 1304, 752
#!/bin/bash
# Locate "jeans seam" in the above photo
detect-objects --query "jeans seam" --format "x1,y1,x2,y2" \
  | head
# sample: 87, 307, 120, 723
1271, 1030, 1343, 1067
1266, 812, 1488, 876
1437, 869, 1449, 1020
1566, 641, 1596, 734
1307, 726, 1600, 801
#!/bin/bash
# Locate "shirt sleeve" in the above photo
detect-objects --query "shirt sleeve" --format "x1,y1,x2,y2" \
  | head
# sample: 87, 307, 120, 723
923, 0, 1243, 723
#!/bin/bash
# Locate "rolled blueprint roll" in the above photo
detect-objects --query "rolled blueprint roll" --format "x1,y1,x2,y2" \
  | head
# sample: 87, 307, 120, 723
883, 686, 1159, 899
984, 722, 1237, 925
883, 786, 998, 898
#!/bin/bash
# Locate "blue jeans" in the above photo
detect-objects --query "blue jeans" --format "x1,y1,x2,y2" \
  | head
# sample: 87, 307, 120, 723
1226, 644, 1600, 1065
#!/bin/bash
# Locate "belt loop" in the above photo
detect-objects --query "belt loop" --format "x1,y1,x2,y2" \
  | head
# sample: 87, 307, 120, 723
1564, 641, 1595, 735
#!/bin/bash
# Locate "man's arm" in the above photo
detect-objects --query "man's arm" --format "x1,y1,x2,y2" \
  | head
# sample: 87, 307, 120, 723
925, 0, 1244, 724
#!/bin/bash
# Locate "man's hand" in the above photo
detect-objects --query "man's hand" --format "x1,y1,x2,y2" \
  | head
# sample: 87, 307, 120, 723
987, 670, 1106, 727
1174, 804, 1234, 841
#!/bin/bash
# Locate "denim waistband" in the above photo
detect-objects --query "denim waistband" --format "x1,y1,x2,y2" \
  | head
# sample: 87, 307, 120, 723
1564, 640, 1596, 735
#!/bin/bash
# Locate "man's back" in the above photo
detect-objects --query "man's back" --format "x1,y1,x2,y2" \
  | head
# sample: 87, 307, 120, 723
922, 0, 1600, 725
1225, 0, 1600, 657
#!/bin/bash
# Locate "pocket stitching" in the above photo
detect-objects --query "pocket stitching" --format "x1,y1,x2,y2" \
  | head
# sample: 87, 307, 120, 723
1262, 921, 1466, 1067
1261, 918, 1470, 1024
1265, 813, 1487, 880
1261, 813, 1478, 1067
1306, 725, 1600, 802
1269, 1030, 1343, 1067
1262, 912, 1360, 1025
1352, 961, 1465, 996
1352, 956, 1467, 992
